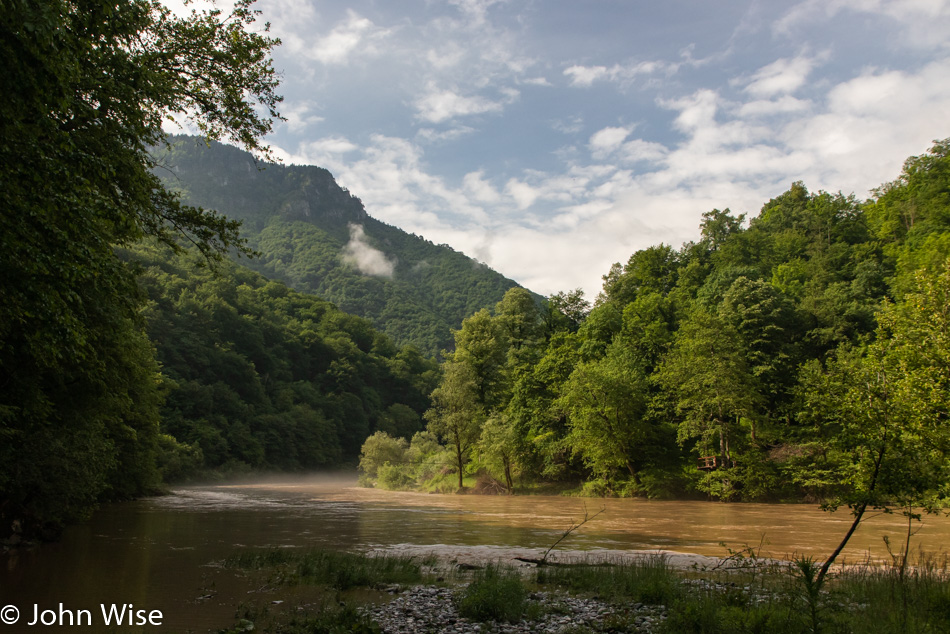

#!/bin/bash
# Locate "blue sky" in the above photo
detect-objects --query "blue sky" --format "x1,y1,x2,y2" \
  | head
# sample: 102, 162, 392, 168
176, 0, 950, 299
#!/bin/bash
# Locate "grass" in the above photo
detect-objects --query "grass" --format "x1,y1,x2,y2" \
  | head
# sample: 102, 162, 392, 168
820, 554, 950, 633
218, 547, 950, 633
456, 564, 529, 622
534, 554, 682, 605
224, 548, 424, 590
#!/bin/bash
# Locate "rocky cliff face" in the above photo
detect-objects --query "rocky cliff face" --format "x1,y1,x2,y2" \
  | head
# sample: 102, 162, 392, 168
160, 137, 367, 229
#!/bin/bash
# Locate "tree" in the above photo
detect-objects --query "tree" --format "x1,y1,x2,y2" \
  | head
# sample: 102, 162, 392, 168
452, 309, 509, 408
0, 0, 281, 538
795, 261, 950, 586
545, 289, 590, 334
358, 432, 408, 484
425, 361, 484, 490
494, 287, 541, 353
560, 348, 652, 484
718, 277, 799, 419
476, 413, 520, 492
657, 308, 761, 493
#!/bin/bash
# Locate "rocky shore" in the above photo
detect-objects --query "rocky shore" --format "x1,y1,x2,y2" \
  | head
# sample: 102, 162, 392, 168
363, 585, 668, 633
355, 546, 796, 633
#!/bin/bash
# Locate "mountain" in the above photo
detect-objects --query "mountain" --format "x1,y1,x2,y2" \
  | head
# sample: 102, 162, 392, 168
153, 136, 526, 355
124, 241, 439, 475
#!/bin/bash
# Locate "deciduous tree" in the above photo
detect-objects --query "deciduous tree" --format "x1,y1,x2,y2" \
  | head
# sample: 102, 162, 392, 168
0, 0, 281, 538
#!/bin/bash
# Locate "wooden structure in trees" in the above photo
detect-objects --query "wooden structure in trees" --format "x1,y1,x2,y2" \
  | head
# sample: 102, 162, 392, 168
698, 456, 719, 470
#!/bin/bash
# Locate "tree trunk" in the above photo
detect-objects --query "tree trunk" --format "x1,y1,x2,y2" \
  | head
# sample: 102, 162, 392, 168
625, 460, 641, 485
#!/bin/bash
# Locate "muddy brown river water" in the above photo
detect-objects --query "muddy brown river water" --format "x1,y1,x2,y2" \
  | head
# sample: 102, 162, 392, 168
2, 475, 949, 632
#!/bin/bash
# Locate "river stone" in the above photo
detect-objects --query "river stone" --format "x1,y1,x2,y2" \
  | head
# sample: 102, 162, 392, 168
360, 585, 667, 633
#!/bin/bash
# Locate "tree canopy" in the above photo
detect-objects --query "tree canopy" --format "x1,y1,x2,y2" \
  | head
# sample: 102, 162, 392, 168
0, 0, 281, 539
360, 139, 950, 512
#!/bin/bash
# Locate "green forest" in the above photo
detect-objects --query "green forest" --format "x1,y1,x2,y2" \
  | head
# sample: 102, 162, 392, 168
154, 137, 526, 356
0, 0, 440, 542
3, 0, 949, 556
360, 139, 950, 517
129, 242, 438, 477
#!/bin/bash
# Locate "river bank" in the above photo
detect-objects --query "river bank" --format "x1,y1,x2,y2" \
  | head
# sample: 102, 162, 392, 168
5, 479, 950, 632
219, 546, 950, 634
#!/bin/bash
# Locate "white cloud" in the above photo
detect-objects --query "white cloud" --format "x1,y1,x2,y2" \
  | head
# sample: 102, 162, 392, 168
280, 100, 325, 133
589, 126, 633, 158
464, 170, 502, 203
665, 89, 720, 134
505, 179, 540, 210
448, 0, 506, 27
413, 84, 506, 123
564, 60, 676, 88
342, 224, 397, 277
737, 95, 812, 117
309, 10, 390, 65
776, 0, 950, 49
552, 116, 585, 135
619, 139, 669, 163
289, 136, 359, 164
780, 57, 950, 192
522, 77, 553, 86
563, 65, 610, 87
416, 126, 477, 143
426, 43, 466, 70
742, 56, 816, 97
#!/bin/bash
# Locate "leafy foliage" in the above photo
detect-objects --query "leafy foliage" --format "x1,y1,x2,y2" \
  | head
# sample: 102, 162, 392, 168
361, 138, 950, 510
0, 0, 279, 538
131, 243, 438, 473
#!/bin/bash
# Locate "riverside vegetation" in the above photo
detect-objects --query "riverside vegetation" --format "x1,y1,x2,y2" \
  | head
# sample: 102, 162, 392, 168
358, 140, 950, 557
217, 546, 950, 633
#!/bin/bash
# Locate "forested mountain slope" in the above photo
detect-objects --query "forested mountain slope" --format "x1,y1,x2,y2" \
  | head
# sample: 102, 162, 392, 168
125, 242, 439, 477
154, 137, 526, 355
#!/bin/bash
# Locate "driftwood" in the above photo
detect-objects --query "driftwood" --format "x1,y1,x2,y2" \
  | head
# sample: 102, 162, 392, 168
516, 505, 606, 566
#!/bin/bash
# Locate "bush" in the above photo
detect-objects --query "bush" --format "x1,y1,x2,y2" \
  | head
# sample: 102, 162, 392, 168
155, 434, 204, 482
358, 432, 408, 483
376, 462, 415, 490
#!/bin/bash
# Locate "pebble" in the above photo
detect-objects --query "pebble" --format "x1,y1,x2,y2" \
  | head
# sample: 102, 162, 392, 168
361, 585, 668, 633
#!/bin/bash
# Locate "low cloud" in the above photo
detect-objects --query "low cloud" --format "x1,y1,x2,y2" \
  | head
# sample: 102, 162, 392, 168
342, 224, 397, 278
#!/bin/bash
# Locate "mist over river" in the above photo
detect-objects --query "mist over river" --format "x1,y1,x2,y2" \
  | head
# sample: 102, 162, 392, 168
3, 475, 949, 631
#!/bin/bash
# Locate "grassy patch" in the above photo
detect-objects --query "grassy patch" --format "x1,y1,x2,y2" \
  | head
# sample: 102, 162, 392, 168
821, 557, 950, 633
535, 554, 682, 605
456, 564, 528, 623
224, 548, 424, 590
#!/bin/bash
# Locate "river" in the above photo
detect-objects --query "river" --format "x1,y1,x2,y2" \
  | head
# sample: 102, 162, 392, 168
2, 475, 948, 632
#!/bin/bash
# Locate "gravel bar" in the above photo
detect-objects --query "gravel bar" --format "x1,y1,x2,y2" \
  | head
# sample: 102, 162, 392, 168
361, 585, 667, 633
